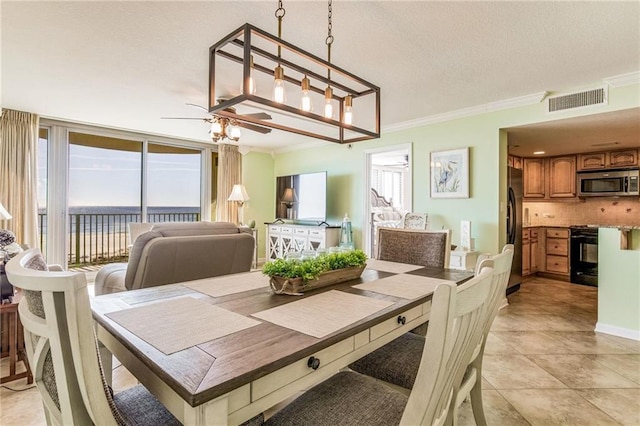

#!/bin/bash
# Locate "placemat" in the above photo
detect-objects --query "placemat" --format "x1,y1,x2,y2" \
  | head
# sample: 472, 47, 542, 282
106, 296, 261, 354
182, 271, 269, 298
252, 290, 394, 338
352, 274, 454, 299
365, 259, 423, 274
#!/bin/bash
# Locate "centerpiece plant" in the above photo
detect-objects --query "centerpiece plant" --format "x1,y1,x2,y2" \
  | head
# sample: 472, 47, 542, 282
262, 250, 367, 294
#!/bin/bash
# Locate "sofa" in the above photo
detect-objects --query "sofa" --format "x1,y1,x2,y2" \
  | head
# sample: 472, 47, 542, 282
94, 221, 255, 296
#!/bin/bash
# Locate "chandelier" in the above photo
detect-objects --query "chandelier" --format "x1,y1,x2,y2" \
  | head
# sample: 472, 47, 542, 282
207, 116, 242, 142
208, 0, 380, 144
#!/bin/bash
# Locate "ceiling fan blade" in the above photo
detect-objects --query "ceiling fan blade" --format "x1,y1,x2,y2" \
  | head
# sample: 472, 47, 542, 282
185, 103, 209, 112
237, 122, 272, 134
161, 117, 210, 121
240, 112, 272, 120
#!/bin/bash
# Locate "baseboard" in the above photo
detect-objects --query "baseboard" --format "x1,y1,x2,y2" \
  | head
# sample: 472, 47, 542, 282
595, 322, 640, 341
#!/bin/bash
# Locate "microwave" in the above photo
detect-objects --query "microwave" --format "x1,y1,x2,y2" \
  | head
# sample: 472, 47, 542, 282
577, 169, 639, 197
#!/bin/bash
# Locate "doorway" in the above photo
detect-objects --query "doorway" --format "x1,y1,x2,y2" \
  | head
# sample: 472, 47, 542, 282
363, 144, 412, 257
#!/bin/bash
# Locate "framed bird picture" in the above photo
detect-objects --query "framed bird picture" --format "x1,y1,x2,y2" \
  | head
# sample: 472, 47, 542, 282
430, 147, 469, 198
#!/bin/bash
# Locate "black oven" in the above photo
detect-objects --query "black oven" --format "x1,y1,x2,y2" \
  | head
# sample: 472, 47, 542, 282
570, 227, 598, 286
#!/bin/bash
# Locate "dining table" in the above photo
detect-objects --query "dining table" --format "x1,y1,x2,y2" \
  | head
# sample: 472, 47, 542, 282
91, 259, 474, 425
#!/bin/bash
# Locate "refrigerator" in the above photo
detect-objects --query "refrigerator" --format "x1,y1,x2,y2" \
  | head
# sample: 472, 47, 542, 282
506, 167, 523, 292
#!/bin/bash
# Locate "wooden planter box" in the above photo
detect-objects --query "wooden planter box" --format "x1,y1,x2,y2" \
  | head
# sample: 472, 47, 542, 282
269, 265, 366, 295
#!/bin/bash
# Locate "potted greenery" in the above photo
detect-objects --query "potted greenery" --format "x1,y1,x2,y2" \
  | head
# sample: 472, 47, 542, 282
262, 250, 367, 295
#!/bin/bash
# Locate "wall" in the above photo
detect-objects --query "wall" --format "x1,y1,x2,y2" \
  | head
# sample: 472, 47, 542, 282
242, 151, 275, 262
597, 228, 640, 340
267, 83, 640, 255
524, 199, 640, 227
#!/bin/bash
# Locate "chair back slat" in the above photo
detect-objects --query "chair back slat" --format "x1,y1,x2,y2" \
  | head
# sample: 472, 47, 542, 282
7, 249, 120, 426
400, 266, 494, 426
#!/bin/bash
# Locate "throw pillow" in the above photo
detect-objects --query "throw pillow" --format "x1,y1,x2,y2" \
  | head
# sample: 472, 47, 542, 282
25, 254, 48, 271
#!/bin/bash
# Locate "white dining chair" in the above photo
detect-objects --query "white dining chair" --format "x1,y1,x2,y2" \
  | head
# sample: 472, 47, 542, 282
6, 249, 183, 426
264, 266, 494, 426
348, 245, 514, 425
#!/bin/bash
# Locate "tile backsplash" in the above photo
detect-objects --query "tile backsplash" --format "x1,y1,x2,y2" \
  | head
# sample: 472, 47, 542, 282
524, 199, 640, 227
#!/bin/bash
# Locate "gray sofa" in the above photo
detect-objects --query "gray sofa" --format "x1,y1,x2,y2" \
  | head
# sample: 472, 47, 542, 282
94, 222, 255, 296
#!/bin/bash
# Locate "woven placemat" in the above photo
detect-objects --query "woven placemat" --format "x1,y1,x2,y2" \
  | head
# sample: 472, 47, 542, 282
182, 271, 269, 298
365, 259, 423, 274
352, 274, 454, 299
252, 290, 394, 338
106, 296, 261, 354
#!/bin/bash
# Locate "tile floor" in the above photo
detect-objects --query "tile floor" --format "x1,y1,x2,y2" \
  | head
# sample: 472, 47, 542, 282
1, 276, 639, 425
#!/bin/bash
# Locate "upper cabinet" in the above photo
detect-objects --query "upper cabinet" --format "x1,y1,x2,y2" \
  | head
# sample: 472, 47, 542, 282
548, 156, 576, 198
577, 149, 638, 171
523, 158, 545, 198
524, 156, 576, 200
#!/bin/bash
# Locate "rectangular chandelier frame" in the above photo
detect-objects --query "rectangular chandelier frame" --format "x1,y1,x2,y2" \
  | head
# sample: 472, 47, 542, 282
209, 23, 380, 144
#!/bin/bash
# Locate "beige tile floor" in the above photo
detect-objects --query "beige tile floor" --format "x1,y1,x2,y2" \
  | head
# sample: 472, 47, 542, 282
1, 276, 639, 425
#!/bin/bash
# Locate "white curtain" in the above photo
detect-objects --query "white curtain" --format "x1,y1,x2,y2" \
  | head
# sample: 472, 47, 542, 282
216, 144, 242, 223
0, 109, 40, 249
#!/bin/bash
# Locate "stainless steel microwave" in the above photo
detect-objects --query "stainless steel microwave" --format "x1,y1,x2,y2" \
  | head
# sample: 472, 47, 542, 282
577, 169, 639, 197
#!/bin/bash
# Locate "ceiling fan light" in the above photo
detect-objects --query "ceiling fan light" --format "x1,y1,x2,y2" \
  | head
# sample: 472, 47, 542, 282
229, 125, 242, 141
210, 120, 222, 136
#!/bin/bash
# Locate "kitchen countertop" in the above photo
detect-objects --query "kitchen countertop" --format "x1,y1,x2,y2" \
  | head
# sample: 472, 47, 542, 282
523, 224, 640, 230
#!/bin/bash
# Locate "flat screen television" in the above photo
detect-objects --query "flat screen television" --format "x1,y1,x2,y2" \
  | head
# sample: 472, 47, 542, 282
275, 172, 327, 223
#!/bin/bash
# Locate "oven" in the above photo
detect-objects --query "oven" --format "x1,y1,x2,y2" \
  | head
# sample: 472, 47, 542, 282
570, 227, 598, 286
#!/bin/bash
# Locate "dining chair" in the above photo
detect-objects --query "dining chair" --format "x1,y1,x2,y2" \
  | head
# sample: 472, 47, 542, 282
349, 245, 514, 426
264, 266, 494, 426
6, 248, 183, 426
400, 212, 428, 229
377, 227, 451, 269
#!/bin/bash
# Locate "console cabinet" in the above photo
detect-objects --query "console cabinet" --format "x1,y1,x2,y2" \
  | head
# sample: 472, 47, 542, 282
266, 224, 340, 260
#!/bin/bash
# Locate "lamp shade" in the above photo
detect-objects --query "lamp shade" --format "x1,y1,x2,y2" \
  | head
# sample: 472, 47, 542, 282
228, 185, 250, 203
281, 188, 297, 204
0, 203, 11, 221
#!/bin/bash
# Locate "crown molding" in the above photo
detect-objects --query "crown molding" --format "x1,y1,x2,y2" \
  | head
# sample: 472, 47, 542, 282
383, 91, 548, 133
604, 71, 640, 88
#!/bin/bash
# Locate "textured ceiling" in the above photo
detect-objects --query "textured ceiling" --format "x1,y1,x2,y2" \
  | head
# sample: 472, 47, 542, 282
2, 1, 639, 152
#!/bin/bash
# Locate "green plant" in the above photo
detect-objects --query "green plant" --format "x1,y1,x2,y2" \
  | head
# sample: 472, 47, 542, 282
262, 250, 367, 283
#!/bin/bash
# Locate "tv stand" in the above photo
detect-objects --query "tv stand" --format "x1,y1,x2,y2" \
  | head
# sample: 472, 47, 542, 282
266, 223, 340, 260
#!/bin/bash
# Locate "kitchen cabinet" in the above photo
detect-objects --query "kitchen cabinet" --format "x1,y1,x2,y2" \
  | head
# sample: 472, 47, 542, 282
522, 229, 531, 276
524, 156, 576, 200
577, 149, 638, 171
522, 228, 539, 276
548, 156, 576, 198
509, 155, 523, 170
523, 159, 545, 198
544, 228, 569, 275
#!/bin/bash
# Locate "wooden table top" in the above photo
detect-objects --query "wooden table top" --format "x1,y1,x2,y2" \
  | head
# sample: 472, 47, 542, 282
91, 266, 473, 407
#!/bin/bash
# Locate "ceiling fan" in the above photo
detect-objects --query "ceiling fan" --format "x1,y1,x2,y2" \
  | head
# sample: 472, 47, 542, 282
161, 102, 272, 143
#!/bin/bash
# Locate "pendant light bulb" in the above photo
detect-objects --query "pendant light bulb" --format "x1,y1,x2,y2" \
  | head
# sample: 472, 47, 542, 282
300, 75, 313, 112
241, 55, 257, 95
273, 65, 286, 103
323, 86, 333, 119
343, 95, 353, 125
210, 120, 222, 136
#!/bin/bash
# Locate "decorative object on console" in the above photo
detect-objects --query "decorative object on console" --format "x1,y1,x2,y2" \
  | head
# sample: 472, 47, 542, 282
460, 220, 472, 251
262, 249, 367, 295
208, 0, 380, 144
228, 184, 250, 225
430, 147, 470, 198
281, 188, 297, 220
339, 213, 354, 249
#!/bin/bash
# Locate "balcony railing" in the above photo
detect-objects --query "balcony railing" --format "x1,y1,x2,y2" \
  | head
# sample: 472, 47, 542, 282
38, 211, 200, 267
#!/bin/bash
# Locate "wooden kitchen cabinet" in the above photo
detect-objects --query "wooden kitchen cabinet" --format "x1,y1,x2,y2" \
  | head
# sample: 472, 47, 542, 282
523, 159, 545, 198
544, 228, 569, 275
609, 149, 638, 168
524, 156, 576, 200
548, 156, 576, 198
522, 229, 531, 276
578, 149, 638, 171
530, 228, 539, 273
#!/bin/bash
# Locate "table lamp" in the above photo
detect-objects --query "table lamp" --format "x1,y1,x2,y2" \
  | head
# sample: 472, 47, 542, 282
228, 184, 250, 225
281, 188, 297, 220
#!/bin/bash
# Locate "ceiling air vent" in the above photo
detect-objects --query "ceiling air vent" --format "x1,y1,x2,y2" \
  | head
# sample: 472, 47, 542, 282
547, 87, 607, 113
